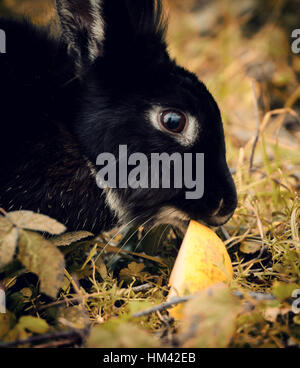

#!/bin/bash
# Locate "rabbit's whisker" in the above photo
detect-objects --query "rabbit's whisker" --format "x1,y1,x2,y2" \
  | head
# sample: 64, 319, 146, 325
155, 224, 171, 252
133, 208, 178, 253
106, 215, 156, 268
95, 214, 143, 262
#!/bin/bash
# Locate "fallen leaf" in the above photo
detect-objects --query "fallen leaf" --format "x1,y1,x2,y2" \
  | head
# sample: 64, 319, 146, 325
51, 231, 93, 246
86, 322, 159, 348
179, 284, 241, 348
0, 216, 13, 236
59, 306, 89, 330
18, 316, 49, 334
20, 288, 33, 299
119, 262, 147, 282
7, 211, 66, 235
0, 312, 16, 339
272, 282, 300, 302
95, 257, 108, 280
0, 227, 18, 267
18, 230, 65, 298
240, 240, 262, 254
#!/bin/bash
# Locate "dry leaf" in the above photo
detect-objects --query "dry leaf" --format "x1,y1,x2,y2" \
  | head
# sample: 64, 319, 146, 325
179, 284, 241, 348
240, 240, 262, 254
59, 306, 89, 330
7, 211, 66, 235
95, 257, 108, 280
0, 216, 13, 236
51, 231, 93, 247
18, 230, 65, 298
0, 227, 19, 267
119, 262, 147, 282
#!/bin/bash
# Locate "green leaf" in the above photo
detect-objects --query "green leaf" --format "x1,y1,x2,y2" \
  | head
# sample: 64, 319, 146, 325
18, 230, 65, 298
7, 211, 66, 235
86, 322, 159, 348
127, 300, 153, 316
3, 324, 31, 343
80, 243, 98, 270
272, 282, 300, 302
18, 316, 49, 334
0, 312, 16, 340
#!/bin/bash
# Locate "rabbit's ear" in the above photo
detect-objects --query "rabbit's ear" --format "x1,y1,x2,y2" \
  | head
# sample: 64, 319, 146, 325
56, 0, 105, 73
102, 0, 167, 56
123, 0, 167, 38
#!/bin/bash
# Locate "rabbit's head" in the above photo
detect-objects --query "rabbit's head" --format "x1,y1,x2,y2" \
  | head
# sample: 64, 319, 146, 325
56, 0, 237, 229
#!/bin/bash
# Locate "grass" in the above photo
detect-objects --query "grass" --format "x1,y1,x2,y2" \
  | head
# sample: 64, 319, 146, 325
0, 0, 299, 348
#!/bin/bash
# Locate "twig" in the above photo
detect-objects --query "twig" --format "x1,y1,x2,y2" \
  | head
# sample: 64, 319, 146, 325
234, 291, 276, 301
133, 291, 277, 319
131, 283, 153, 293
38, 292, 102, 311
220, 226, 230, 240
249, 80, 261, 172
0, 328, 89, 348
133, 296, 194, 318
34, 338, 80, 348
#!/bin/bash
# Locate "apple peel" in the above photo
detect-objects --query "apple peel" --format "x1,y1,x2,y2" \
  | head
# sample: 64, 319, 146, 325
168, 220, 233, 319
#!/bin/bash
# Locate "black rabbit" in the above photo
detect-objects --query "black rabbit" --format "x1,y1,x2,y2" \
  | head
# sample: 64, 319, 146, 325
0, 0, 237, 234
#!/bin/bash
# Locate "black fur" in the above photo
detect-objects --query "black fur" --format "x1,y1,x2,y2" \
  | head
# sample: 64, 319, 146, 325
0, 0, 237, 234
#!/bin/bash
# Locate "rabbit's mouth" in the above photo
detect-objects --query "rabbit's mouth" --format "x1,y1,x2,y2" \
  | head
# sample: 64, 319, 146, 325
104, 187, 189, 232
104, 186, 233, 233
145, 203, 235, 231
153, 206, 190, 232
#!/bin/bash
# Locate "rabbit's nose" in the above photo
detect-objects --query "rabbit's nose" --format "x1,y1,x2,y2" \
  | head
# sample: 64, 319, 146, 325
204, 196, 237, 226
211, 199, 224, 217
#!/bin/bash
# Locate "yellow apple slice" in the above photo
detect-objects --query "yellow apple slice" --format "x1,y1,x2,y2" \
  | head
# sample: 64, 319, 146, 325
168, 220, 233, 319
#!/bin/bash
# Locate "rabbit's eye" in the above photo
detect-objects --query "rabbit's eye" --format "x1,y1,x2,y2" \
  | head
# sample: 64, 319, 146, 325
160, 110, 187, 134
